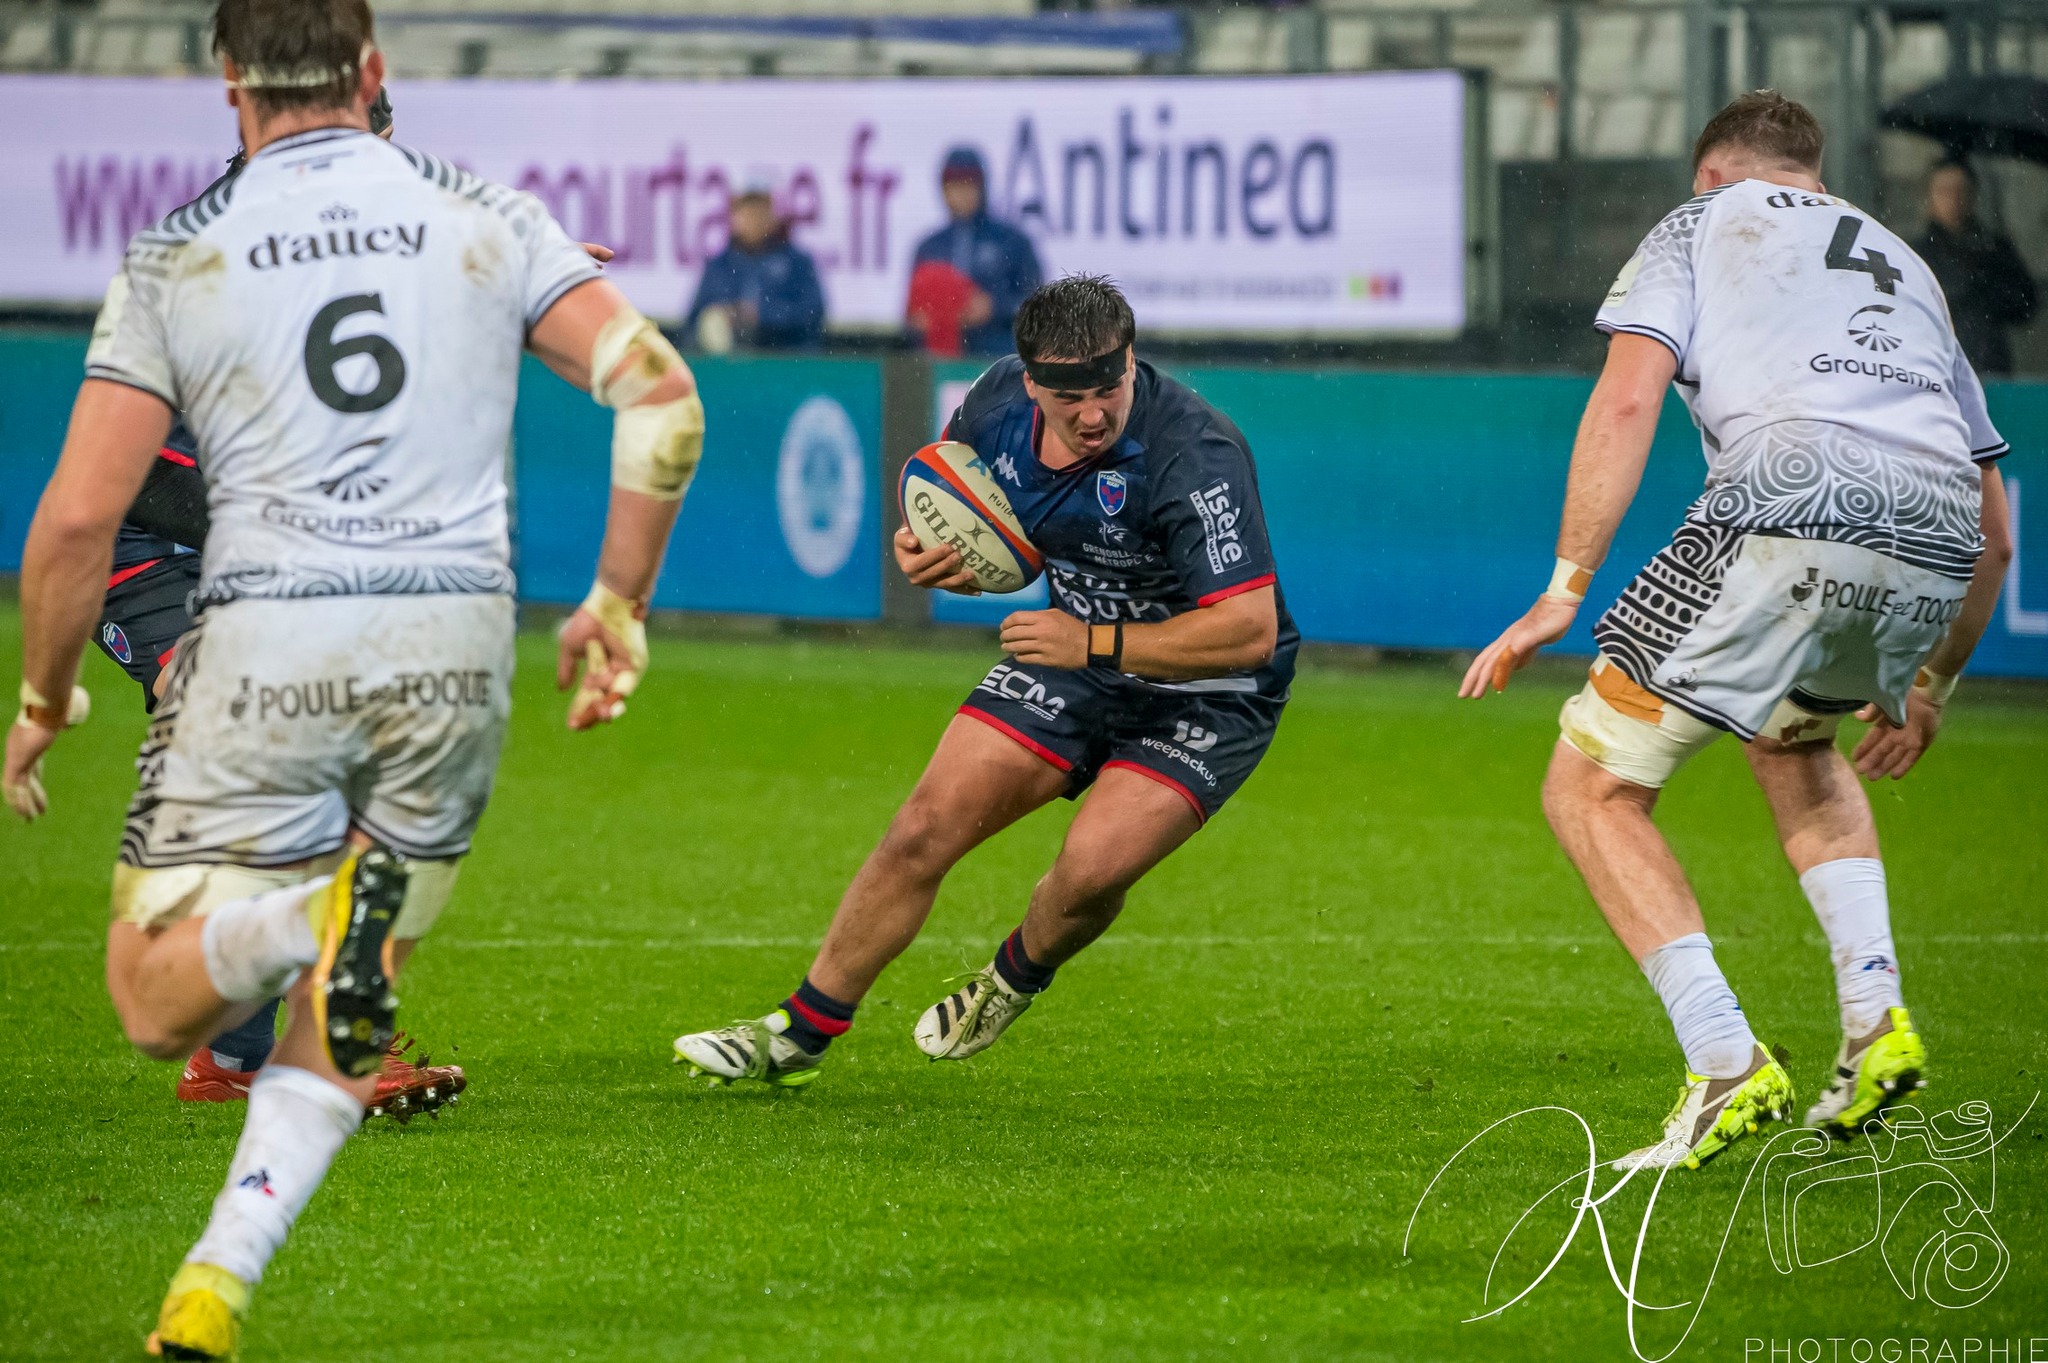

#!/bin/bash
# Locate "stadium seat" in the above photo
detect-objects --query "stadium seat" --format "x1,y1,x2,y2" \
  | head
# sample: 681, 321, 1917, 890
0, 17, 57, 70
1192, 11, 1289, 75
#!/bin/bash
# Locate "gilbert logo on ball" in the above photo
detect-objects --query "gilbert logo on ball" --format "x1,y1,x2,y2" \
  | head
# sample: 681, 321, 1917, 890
898, 442, 1044, 594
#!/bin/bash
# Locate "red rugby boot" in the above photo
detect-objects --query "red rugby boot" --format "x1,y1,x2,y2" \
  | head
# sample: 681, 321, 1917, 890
370, 1032, 466, 1123
176, 1049, 259, 1103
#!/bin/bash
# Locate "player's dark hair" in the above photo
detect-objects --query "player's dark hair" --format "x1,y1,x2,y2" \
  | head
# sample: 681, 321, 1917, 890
1693, 89, 1824, 172
1013, 274, 1137, 365
212, 0, 375, 117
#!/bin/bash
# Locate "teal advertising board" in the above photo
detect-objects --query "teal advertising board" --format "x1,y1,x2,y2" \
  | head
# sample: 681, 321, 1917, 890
512, 354, 882, 620
1, 333, 2042, 675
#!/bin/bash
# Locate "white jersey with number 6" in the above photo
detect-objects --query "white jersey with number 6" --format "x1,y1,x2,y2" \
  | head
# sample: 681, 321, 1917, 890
1596, 178, 2005, 579
86, 127, 601, 607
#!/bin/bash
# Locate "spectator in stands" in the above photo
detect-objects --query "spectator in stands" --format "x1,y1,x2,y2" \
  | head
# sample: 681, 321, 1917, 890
1916, 158, 2037, 376
686, 187, 826, 352
907, 147, 1042, 357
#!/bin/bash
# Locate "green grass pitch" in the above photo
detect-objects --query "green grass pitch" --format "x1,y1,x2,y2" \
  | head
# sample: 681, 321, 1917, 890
2, 602, 2044, 1361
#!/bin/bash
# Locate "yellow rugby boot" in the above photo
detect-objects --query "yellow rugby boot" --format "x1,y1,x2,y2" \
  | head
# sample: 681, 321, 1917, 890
307, 849, 407, 1078
1612, 1044, 1795, 1171
1805, 1007, 1928, 1139
145, 1262, 249, 1361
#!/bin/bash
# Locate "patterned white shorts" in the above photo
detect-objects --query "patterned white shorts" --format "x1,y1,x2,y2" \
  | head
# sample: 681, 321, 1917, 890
1591, 527, 1968, 739
121, 594, 515, 871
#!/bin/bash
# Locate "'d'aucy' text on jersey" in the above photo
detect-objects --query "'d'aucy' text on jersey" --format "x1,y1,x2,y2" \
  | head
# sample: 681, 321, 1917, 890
945, 356, 1298, 699
1596, 178, 2005, 579
86, 128, 602, 608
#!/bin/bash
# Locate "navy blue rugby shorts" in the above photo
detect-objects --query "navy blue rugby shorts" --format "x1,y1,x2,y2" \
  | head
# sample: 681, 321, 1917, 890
957, 658, 1284, 823
96, 554, 201, 711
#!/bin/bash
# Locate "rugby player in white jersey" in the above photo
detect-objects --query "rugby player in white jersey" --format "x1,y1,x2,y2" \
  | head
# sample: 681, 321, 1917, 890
1, 2, 706, 1355
1461, 91, 2013, 1171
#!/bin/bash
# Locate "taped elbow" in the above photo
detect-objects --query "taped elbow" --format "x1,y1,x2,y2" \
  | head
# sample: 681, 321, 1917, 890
591, 308, 704, 501
611, 394, 704, 501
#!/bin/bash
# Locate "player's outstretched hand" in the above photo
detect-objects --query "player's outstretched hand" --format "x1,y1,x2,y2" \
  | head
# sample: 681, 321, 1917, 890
580, 242, 615, 264
1458, 596, 1580, 699
1000, 609, 1087, 669
1851, 693, 1940, 781
894, 526, 980, 595
4, 716, 61, 821
557, 608, 642, 731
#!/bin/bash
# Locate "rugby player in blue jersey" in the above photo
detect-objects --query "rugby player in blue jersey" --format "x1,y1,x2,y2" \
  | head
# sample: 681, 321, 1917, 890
675, 275, 1297, 1083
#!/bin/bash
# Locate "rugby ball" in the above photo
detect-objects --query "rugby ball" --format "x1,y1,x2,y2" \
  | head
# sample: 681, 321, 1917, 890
898, 441, 1044, 594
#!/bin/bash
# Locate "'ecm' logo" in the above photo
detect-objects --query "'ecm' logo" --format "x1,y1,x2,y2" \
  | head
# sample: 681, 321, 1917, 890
976, 663, 1066, 723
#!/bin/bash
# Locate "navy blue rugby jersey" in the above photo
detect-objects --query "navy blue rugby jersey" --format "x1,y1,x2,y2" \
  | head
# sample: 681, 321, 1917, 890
111, 418, 203, 576
943, 355, 1298, 699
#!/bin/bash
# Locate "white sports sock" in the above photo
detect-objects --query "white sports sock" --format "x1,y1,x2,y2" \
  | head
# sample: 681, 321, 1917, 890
199, 879, 328, 1004
1799, 857, 1903, 1038
1641, 932, 1759, 1080
186, 1065, 363, 1285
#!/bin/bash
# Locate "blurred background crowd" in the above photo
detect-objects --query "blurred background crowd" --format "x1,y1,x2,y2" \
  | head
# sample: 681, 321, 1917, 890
1, 0, 2044, 375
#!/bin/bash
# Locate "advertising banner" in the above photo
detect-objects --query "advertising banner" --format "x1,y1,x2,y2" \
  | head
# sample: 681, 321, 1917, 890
1, 338, 2039, 674
0, 71, 1468, 336
514, 354, 883, 620
1179, 366, 2048, 679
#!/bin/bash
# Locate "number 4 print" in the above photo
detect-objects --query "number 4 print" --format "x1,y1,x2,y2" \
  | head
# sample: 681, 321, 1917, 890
1825, 216, 1904, 296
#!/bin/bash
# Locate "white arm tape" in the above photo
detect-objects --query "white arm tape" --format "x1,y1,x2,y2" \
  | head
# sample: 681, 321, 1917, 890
1913, 667, 1958, 707
589, 309, 703, 501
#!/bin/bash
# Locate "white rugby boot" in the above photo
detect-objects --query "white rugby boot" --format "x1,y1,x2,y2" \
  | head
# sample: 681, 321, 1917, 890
673, 1011, 823, 1088
913, 966, 1033, 1060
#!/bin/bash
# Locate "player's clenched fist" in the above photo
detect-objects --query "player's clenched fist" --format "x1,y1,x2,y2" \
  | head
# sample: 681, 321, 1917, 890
1000, 609, 1088, 669
4, 683, 89, 821
893, 526, 980, 595
558, 582, 649, 730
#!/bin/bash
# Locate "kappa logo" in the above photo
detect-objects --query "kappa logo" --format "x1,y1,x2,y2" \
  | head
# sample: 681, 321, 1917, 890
1848, 304, 1902, 352
1172, 720, 1219, 753
1097, 470, 1127, 516
993, 452, 1020, 485
102, 621, 133, 664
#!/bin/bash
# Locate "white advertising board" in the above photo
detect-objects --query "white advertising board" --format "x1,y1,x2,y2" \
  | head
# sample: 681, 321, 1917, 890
0, 71, 1468, 335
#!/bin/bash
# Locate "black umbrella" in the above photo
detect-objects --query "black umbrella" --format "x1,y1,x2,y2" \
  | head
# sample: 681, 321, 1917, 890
1882, 73, 2048, 165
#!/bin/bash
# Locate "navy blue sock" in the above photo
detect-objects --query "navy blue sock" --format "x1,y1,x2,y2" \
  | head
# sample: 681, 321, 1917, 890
780, 978, 856, 1056
207, 997, 281, 1072
991, 926, 1057, 995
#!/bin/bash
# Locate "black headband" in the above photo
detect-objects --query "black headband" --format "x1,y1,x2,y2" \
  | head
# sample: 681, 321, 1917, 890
1024, 347, 1128, 392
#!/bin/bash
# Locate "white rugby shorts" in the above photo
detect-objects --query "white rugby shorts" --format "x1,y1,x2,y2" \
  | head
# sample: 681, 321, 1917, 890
120, 594, 515, 872
1591, 526, 1968, 738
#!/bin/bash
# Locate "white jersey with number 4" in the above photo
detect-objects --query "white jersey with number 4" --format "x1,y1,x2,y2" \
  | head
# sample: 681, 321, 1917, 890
1596, 178, 2005, 579
86, 127, 601, 607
